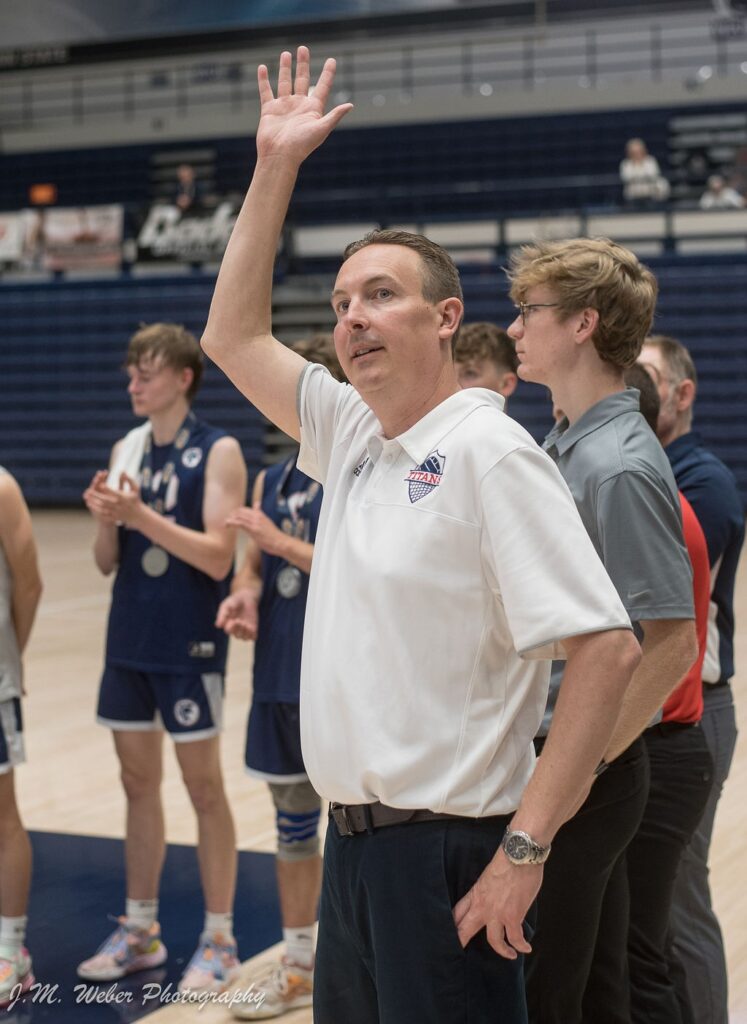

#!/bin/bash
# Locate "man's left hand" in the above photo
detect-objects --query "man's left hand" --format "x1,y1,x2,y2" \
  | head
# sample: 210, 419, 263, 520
452, 848, 541, 959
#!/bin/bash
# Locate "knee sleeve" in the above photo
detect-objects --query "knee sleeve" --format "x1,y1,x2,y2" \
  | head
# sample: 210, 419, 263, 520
269, 780, 322, 862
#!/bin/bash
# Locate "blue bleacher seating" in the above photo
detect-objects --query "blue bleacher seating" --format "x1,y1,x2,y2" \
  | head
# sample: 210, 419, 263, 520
0, 275, 264, 504
2, 254, 745, 507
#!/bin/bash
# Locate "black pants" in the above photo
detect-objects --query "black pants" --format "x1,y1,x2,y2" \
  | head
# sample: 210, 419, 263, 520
626, 723, 714, 1024
525, 738, 649, 1024
314, 813, 527, 1024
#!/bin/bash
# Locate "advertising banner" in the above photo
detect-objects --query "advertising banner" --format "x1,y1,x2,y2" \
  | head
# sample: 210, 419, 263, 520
0, 211, 27, 262
41, 205, 124, 271
136, 201, 239, 263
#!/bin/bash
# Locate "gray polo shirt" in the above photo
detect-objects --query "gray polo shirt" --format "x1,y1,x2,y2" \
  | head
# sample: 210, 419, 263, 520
538, 388, 694, 737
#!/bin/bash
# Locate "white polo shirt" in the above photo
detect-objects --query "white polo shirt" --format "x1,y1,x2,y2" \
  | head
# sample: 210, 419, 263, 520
297, 364, 631, 816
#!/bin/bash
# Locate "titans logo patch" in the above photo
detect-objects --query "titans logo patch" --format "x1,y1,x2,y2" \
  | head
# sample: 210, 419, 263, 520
405, 451, 446, 503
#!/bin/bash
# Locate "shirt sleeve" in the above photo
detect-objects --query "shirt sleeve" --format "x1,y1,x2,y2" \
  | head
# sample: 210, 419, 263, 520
296, 362, 349, 485
679, 461, 744, 568
595, 470, 694, 622
480, 446, 632, 660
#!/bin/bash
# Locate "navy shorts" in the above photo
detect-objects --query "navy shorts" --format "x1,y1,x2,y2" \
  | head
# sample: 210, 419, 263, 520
245, 701, 307, 783
97, 665, 224, 742
0, 698, 25, 773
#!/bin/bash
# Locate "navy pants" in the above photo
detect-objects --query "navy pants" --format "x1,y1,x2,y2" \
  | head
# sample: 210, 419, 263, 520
314, 812, 527, 1024
626, 723, 713, 1024
526, 738, 650, 1024
669, 684, 738, 1024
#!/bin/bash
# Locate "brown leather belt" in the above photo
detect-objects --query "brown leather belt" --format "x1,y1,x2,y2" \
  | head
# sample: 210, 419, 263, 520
329, 800, 478, 837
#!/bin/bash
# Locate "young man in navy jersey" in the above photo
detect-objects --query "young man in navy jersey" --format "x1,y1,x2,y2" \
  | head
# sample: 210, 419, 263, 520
217, 334, 344, 1020
79, 323, 247, 996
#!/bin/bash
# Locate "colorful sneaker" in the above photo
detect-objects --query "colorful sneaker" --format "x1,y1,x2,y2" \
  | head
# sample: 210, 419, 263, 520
178, 932, 241, 997
77, 917, 167, 981
0, 947, 35, 1007
230, 957, 313, 1020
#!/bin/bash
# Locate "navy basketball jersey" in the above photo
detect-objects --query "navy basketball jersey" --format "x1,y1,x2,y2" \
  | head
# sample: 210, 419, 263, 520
105, 418, 230, 673
252, 457, 322, 703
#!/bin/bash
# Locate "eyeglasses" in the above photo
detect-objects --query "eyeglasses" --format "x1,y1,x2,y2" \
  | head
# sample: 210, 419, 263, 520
516, 302, 560, 325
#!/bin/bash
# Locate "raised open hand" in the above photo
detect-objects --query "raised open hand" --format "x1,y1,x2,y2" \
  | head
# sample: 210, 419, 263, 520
256, 46, 353, 164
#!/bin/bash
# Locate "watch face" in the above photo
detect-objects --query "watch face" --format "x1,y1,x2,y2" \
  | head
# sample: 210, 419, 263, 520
505, 832, 531, 861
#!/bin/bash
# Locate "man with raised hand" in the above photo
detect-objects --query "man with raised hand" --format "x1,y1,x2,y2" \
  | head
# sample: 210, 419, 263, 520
203, 47, 641, 1023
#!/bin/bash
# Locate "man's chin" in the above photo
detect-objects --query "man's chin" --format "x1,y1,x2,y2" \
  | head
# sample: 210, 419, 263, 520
517, 364, 539, 384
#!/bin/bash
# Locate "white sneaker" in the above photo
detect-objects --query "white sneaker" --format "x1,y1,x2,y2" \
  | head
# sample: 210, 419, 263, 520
77, 917, 167, 981
230, 957, 313, 1019
0, 947, 35, 1007
178, 932, 241, 997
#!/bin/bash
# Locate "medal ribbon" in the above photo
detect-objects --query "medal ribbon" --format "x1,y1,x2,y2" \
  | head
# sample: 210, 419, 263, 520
140, 411, 196, 514
276, 456, 320, 541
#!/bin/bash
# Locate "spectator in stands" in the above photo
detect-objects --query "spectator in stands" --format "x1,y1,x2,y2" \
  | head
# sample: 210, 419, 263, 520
0, 470, 42, 1007
699, 174, 744, 209
455, 321, 518, 404
639, 335, 745, 1024
216, 335, 345, 1021
78, 323, 248, 998
202, 47, 643, 1024
506, 237, 697, 1024
620, 138, 670, 205
622, 362, 713, 1024
174, 164, 203, 213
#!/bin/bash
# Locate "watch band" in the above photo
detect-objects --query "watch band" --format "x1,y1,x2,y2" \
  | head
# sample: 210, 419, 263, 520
501, 828, 551, 865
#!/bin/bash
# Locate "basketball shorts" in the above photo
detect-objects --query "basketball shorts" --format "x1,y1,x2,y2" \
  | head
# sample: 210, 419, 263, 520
97, 665, 224, 742
0, 698, 25, 773
245, 701, 308, 782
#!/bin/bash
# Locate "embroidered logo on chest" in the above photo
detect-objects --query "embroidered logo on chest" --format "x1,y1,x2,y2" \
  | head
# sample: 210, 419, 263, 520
353, 454, 370, 477
182, 446, 203, 469
405, 450, 446, 504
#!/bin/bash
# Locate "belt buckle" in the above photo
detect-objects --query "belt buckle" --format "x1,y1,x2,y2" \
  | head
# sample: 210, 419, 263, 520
331, 803, 354, 837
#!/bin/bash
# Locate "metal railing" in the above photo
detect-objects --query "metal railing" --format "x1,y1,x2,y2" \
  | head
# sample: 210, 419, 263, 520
1, 14, 744, 133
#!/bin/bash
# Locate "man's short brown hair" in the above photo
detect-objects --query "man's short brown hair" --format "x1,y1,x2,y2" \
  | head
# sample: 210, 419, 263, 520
644, 335, 698, 389
455, 322, 518, 374
623, 362, 660, 432
126, 322, 203, 400
342, 229, 464, 346
291, 333, 347, 383
507, 237, 658, 369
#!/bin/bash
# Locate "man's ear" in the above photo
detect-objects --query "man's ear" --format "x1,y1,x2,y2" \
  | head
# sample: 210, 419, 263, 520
499, 372, 519, 399
438, 298, 464, 341
676, 378, 696, 413
575, 307, 600, 345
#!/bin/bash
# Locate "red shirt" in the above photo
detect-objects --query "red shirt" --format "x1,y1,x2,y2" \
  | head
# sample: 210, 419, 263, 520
662, 493, 710, 723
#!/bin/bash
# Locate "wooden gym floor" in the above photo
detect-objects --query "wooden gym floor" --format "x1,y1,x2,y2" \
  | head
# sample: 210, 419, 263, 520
17, 509, 747, 1024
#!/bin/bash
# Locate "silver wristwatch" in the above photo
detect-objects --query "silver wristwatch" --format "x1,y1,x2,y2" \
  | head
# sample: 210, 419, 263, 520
501, 828, 551, 865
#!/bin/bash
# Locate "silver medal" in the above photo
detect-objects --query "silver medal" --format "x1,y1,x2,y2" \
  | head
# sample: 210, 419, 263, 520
276, 565, 303, 599
141, 545, 170, 578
